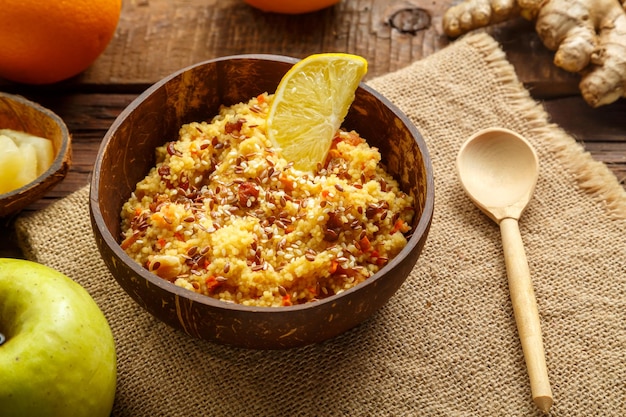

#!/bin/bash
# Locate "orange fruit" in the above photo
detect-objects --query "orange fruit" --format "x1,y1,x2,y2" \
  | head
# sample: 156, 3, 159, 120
244, 0, 340, 14
0, 0, 122, 85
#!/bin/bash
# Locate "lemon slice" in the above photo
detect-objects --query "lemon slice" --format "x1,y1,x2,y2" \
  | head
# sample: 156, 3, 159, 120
267, 53, 368, 172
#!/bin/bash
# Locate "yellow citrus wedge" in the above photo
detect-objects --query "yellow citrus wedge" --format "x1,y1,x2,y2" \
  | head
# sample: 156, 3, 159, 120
267, 53, 368, 172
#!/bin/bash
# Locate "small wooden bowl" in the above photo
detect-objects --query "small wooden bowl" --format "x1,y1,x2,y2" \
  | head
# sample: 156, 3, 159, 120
90, 55, 434, 349
0, 93, 71, 217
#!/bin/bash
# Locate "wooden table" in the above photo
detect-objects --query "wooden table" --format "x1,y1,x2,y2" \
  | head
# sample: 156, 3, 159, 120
1, 0, 625, 258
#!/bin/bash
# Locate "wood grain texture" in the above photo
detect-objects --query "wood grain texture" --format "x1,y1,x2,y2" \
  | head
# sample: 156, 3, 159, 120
88, 0, 452, 86
80, 0, 584, 93
0, 0, 580, 91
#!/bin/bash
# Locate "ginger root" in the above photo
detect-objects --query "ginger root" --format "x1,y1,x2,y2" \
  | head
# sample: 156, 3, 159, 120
443, 0, 626, 107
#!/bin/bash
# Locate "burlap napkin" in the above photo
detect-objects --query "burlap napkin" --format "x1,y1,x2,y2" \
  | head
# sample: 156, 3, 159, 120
15, 33, 626, 416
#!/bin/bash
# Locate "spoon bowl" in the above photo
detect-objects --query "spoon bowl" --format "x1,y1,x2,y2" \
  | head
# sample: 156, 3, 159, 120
456, 128, 538, 222
456, 127, 552, 413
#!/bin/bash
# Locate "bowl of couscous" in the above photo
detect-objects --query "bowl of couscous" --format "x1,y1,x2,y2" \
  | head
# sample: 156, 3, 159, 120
90, 55, 434, 349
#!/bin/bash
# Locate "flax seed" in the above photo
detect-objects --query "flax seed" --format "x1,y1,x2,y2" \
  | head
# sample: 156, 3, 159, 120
187, 246, 198, 257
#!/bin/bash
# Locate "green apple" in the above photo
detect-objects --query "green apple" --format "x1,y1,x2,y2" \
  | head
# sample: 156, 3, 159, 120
0, 258, 117, 417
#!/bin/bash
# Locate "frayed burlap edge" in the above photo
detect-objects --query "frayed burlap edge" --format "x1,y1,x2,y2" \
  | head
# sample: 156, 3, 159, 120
463, 33, 626, 219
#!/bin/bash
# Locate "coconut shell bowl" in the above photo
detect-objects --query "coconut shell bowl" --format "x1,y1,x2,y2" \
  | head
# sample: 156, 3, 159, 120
0, 93, 71, 218
90, 55, 434, 349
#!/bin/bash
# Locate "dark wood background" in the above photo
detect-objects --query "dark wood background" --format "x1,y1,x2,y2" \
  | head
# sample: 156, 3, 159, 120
1, 0, 624, 257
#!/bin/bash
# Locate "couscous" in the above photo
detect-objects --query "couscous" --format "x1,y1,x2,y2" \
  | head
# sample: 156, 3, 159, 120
120, 93, 414, 307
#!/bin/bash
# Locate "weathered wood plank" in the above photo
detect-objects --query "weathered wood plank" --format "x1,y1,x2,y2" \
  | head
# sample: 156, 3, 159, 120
542, 97, 626, 142
0, 0, 580, 95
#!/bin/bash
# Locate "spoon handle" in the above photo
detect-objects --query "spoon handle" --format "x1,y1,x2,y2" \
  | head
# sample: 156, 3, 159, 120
499, 218, 553, 413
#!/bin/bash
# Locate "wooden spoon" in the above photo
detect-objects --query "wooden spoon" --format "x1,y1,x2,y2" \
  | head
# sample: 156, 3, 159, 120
456, 127, 553, 413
